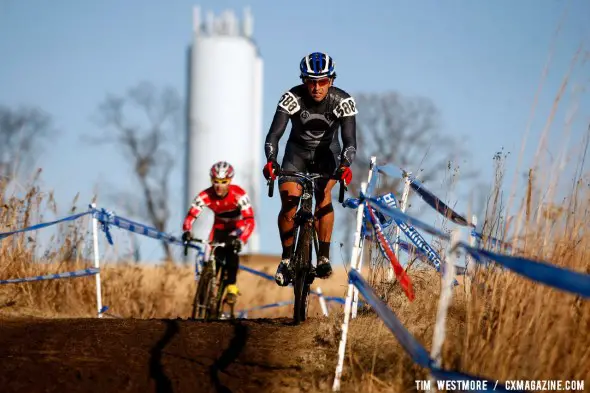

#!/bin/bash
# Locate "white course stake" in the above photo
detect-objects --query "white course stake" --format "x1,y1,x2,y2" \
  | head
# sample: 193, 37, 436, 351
90, 203, 104, 319
389, 173, 412, 281
464, 215, 478, 297
428, 229, 461, 392
332, 182, 368, 392
350, 244, 365, 319
351, 156, 376, 319
316, 286, 329, 316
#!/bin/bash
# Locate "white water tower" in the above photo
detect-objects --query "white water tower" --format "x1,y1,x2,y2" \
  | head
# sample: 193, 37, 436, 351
185, 6, 263, 253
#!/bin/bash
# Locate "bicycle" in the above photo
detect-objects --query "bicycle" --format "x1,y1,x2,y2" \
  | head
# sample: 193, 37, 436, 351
267, 170, 345, 325
183, 237, 234, 321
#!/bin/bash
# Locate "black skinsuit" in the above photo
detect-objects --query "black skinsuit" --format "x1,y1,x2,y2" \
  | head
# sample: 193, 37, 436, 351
264, 84, 358, 184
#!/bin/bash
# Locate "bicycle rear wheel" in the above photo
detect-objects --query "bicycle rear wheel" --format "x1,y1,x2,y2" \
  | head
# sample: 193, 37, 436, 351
292, 222, 313, 325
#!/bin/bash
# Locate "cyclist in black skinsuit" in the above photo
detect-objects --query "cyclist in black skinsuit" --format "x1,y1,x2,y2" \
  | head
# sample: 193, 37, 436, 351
262, 52, 358, 287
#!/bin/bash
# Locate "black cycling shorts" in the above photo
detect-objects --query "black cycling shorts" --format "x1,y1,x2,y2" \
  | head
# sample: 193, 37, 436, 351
279, 142, 339, 187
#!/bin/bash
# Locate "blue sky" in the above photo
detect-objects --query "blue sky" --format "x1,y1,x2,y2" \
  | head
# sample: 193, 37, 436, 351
1, 0, 589, 264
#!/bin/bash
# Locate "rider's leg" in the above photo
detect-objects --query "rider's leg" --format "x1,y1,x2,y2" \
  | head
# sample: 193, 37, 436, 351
274, 180, 302, 286
278, 181, 302, 254
274, 143, 308, 286
224, 248, 240, 304
314, 178, 337, 278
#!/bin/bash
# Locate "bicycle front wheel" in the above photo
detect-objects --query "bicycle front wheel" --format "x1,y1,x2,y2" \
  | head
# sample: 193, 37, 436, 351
292, 223, 313, 325
192, 267, 214, 320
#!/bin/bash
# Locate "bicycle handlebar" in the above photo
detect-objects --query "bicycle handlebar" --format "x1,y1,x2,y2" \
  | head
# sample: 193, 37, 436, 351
267, 170, 346, 203
183, 237, 226, 256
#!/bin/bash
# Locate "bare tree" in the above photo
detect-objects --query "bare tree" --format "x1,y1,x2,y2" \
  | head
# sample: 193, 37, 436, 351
348, 92, 471, 198
0, 105, 55, 182
87, 81, 182, 263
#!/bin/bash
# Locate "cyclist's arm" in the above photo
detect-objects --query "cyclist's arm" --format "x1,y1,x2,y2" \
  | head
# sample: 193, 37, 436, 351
264, 91, 299, 161
232, 192, 256, 244
182, 191, 211, 232
333, 95, 358, 166
339, 115, 357, 167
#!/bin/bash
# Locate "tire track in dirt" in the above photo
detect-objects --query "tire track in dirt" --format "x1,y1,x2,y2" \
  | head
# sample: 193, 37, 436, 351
149, 320, 179, 393
210, 322, 249, 393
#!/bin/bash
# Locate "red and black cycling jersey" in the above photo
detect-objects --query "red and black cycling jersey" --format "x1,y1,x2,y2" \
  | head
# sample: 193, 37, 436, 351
183, 184, 255, 244
264, 84, 358, 168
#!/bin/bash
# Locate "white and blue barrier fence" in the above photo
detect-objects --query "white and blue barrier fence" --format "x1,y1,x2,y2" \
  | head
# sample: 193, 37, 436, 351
0, 204, 109, 317
93, 204, 352, 317
332, 157, 590, 391
0, 268, 99, 285
0, 202, 351, 318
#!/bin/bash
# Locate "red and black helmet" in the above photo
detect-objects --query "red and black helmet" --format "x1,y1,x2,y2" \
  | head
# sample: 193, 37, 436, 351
210, 161, 235, 180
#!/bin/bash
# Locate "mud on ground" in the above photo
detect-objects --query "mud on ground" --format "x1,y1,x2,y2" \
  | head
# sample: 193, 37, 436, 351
0, 317, 341, 393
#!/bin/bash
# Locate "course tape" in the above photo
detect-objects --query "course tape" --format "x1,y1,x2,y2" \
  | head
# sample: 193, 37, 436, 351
461, 243, 590, 299
366, 197, 590, 299
92, 207, 342, 300
406, 175, 470, 226
373, 165, 512, 251
0, 268, 99, 285
237, 300, 294, 318
471, 230, 513, 251
238, 264, 275, 281
93, 208, 201, 250
375, 164, 470, 227
349, 269, 520, 392
0, 210, 93, 240
239, 265, 330, 298
236, 296, 363, 319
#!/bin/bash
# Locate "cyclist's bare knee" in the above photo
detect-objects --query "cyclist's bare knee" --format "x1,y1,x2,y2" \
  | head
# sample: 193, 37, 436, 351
279, 181, 301, 222
315, 203, 334, 220
279, 201, 298, 222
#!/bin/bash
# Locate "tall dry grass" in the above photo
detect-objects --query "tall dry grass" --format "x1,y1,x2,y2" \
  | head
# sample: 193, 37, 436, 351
0, 173, 354, 319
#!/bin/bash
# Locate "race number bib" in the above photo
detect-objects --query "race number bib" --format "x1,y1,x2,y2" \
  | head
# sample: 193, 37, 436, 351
277, 91, 301, 115
333, 97, 358, 118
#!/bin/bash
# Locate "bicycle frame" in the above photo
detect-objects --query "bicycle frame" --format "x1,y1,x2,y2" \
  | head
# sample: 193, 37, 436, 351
289, 172, 323, 265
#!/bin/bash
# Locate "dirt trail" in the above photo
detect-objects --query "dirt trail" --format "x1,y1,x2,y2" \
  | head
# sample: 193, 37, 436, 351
0, 318, 338, 393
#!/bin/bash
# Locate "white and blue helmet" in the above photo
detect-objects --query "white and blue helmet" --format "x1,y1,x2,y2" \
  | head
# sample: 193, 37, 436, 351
299, 52, 336, 80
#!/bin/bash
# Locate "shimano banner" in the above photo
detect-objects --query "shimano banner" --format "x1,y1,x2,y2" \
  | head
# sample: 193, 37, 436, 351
375, 192, 443, 271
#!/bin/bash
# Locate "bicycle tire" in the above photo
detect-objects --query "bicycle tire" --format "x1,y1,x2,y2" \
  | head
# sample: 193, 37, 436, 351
192, 266, 214, 320
292, 221, 313, 325
211, 266, 227, 320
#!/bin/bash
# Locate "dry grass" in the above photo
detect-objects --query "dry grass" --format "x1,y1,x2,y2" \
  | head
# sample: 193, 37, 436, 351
0, 176, 357, 320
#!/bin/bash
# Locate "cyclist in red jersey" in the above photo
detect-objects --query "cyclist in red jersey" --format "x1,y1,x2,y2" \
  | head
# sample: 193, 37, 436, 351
182, 161, 256, 306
